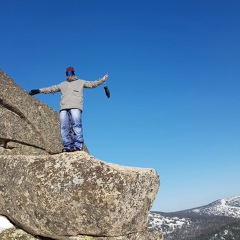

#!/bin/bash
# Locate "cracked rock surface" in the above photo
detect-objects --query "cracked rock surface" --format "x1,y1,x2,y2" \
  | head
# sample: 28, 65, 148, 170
0, 69, 63, 155
0, 152, 160, 239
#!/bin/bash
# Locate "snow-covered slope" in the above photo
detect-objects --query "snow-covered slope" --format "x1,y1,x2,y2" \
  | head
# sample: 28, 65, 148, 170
190, 196, 240, 218
149, 196, 240, 240
149, 212, 191, 234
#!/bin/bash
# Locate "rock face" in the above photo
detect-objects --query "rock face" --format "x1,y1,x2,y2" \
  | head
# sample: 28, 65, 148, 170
0, 152, 160, 239
0, 70, 63, 155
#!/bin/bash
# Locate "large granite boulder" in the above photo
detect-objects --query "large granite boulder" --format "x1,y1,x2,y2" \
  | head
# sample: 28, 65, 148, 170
0, 70, 62, 155
0, 152, 160, 239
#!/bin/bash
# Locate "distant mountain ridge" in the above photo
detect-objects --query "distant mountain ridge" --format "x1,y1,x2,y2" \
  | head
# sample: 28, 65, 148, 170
185, 196, 240, 218
149, 196, 240, 240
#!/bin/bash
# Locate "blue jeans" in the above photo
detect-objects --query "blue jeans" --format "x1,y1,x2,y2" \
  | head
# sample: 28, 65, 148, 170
59, 109, 84, 150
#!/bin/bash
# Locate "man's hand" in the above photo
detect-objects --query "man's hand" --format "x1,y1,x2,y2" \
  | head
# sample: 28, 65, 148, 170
29, 89, 40, 95
102, 73, 109, 81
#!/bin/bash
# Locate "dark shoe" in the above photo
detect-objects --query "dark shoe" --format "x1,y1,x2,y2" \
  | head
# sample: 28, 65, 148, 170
62, 148, 72, 153
72, 147, 82, 152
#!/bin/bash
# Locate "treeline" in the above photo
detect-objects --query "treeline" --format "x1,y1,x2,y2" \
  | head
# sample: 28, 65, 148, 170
193, 219, 240, 240
154, 214, 239, 240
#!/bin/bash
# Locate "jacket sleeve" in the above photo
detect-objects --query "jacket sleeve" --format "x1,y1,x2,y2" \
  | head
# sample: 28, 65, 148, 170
83, 78, 105, 88
39, 84, 61, 94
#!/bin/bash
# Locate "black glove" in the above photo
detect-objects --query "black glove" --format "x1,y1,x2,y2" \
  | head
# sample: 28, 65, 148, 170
104, 86, 110, 98
29, 89, 40, 95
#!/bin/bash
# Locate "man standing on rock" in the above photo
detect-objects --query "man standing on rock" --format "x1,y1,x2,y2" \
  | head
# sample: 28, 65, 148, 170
29, 67, 108, 153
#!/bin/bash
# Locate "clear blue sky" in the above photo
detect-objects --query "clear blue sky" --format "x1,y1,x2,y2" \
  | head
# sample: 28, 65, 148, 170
1, 0, 239, 212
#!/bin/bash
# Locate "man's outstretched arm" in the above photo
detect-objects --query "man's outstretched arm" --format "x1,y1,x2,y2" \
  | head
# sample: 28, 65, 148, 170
29, 84, 61, 95
83, 73, 109, 88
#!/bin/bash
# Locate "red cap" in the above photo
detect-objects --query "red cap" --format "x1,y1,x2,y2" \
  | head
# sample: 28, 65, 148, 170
66, 66, 75, 72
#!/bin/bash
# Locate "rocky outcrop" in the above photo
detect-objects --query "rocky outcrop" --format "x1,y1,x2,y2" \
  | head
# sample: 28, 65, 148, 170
0, 70, 63, 154
0, 152, 160, 239
0, 70, 162, 239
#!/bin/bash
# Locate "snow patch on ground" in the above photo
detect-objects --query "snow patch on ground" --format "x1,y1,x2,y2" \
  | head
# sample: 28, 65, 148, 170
0, 215, 14, 234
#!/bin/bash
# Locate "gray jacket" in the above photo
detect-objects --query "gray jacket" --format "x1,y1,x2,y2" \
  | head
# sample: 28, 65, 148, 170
40, 77, 105, 111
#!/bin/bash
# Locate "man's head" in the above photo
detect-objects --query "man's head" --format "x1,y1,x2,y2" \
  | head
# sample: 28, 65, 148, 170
66, 67, 75, 77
